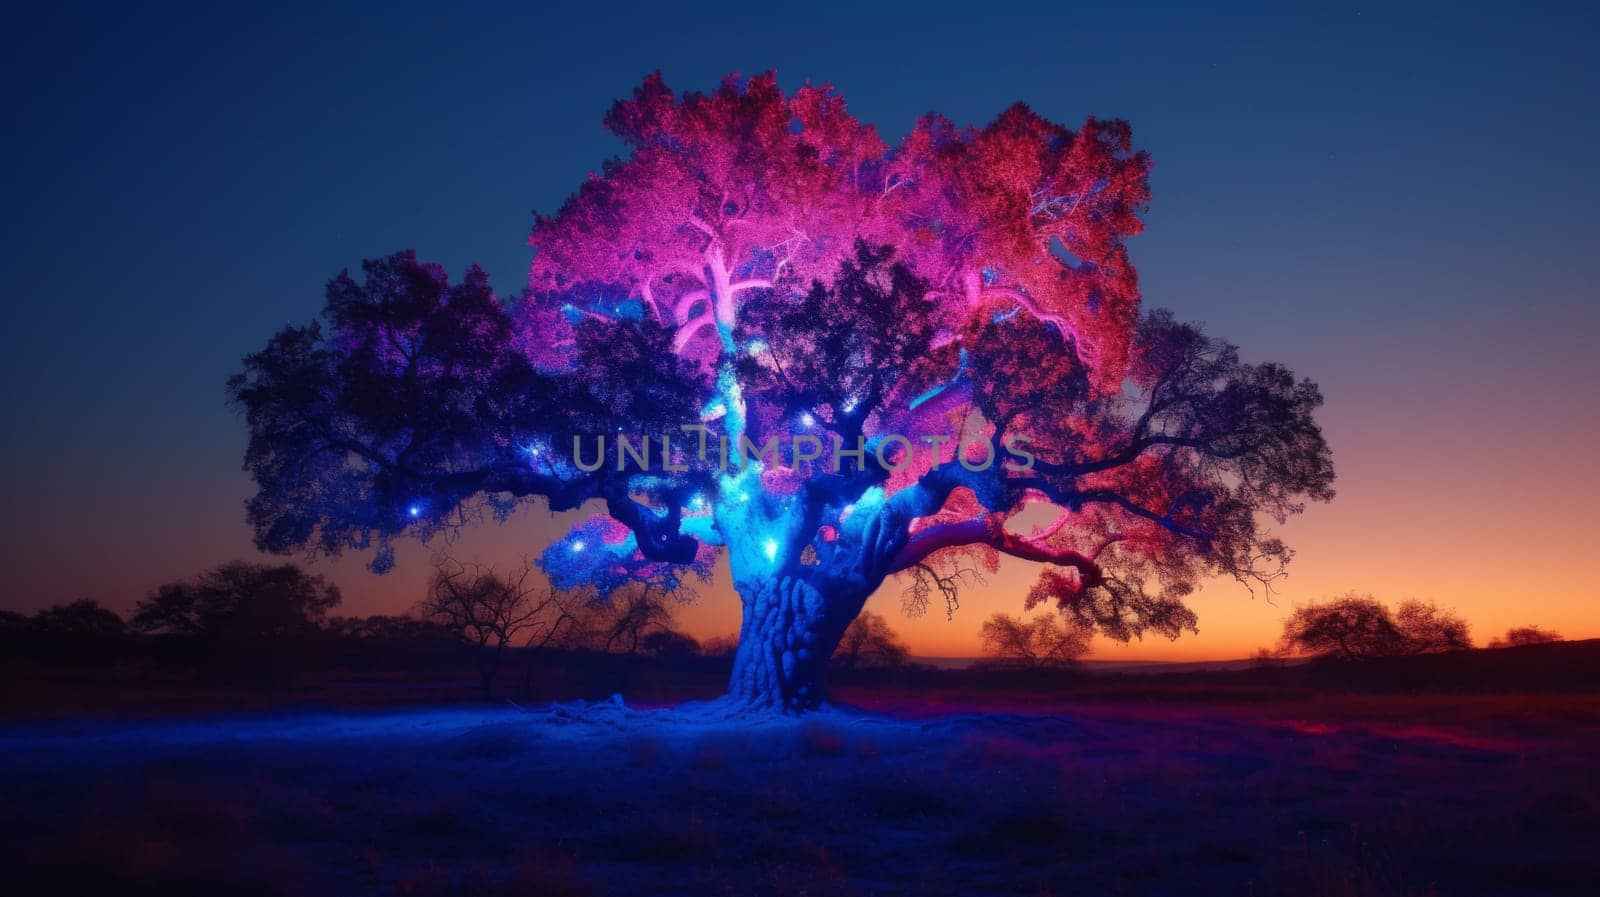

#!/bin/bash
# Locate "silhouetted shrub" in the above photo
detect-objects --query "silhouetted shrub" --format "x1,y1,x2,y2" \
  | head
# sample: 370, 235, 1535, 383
132, 561, 341, 686
1394, 600, 1472, 652
1280, 594, 1473, 659
417, 558, 575, 699
1489, 625, 1562, 648
3, 600, 127, 670
831, 611, 910, 671
977, 613, 1092, 669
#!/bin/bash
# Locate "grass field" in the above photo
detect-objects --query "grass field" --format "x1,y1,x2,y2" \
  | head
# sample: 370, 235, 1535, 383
2, 676, 1597, 896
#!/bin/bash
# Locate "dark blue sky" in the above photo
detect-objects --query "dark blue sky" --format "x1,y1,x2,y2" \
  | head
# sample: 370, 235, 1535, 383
3, 1, 1596, 652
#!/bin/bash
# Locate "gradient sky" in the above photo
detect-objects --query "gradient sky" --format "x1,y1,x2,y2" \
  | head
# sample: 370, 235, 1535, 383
3, 1, 1596, 660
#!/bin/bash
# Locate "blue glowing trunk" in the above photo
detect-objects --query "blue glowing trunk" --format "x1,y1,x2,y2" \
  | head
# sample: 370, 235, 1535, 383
726, 574, 869, 712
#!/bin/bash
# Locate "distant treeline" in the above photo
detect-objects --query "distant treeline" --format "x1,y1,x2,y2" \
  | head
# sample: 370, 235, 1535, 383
0, 561, 920, 700
1267, 592, 1564, 661
6, 564, 1578, 703
0, 562, 726, 693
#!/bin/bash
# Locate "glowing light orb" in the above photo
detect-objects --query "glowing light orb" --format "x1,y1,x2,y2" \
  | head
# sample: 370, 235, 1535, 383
762, 538, 778, 562
407, 505, 421, 517
800, 412, 816, 427
571, 540, 586, 552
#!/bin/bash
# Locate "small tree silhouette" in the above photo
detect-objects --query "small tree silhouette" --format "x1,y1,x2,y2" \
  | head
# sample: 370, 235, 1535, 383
1279, 594, 1472, 659
1279, 594, 1405, 660
1393, 600, 1472, 653
417, 559, 573, 699
31, 599, 125, 638
1488, 626, 1562, 648
830, 611, 910, 671
699, 634, 740, 660
21, 600, 126, 669
133, 562, 341, 685
979, 613, 1093, 669
564, 583, 692, 656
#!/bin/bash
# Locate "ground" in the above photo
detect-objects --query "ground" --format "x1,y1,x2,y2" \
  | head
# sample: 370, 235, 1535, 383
2, 688, 1597, 895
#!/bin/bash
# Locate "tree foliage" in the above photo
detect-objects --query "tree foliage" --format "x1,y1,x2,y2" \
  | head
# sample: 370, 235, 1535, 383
978, 613, 1094, 668
831, 611, 910, 671
230, 73, 1335, 708
561, 583, 695, 656
417, 558, 573, 698
6, 599, 127, 670
1489, 626, 1562, 648
30, 599, 125, 639
1393, 600, 1472, 654
1279, 594, 1472, 660
133, 561, 341, 639
132, 561, 342, 684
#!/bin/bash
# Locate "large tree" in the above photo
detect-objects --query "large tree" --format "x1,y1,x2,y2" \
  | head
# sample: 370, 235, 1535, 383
231, 73, 1333, 712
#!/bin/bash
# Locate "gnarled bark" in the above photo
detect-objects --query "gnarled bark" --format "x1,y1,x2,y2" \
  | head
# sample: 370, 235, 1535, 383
725, 574, 866, 713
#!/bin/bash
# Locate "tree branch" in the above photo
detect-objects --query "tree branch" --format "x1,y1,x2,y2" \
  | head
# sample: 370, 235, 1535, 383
887, 515, 1104, 585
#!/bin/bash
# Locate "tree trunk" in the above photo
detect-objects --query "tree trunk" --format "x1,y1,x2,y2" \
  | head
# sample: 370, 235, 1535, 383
479, 646, 501, 701
725, 574, 863, 713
